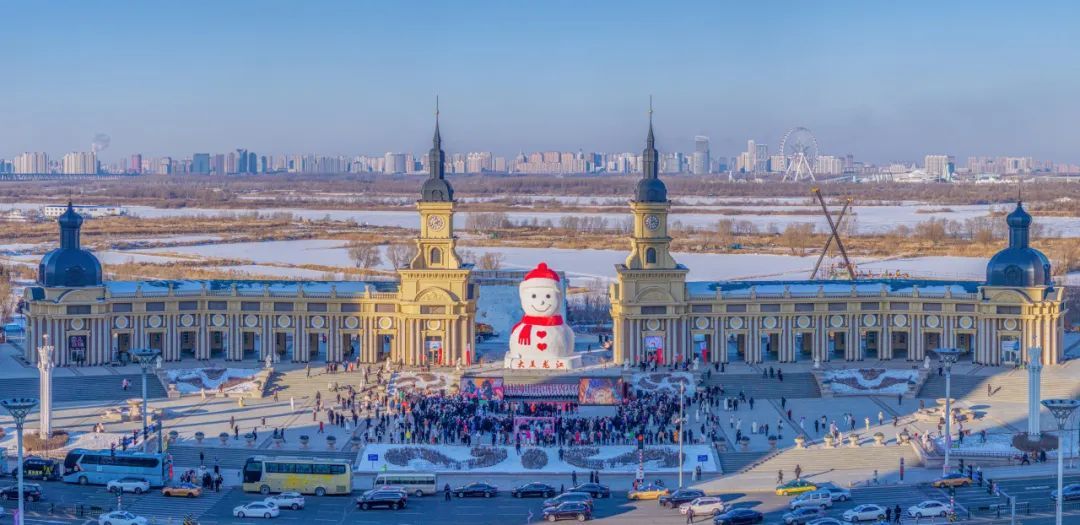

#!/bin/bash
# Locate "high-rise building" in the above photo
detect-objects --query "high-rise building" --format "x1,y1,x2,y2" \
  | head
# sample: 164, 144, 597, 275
61, 152, 97, 175
192, 153, 211, 174
129, 154, 142, 174
924, 155, 951, 180
13, 152, 49, 174
211, 154, 225, 175
383, 153, 407, 174
692, 136, 710, 175
755, 143, 769, 172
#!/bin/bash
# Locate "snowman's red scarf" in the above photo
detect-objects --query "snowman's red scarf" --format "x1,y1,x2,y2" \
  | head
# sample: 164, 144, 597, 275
513, 315, 564, 346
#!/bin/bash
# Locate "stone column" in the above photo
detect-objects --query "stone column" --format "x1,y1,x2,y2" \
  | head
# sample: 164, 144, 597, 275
1028, 346, 1043, 437
37, 337, 54, 436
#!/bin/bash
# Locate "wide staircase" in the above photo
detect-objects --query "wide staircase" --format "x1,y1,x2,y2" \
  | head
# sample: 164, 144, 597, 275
167, 443, 358, 470
0, 374, 168, 402
727, 444, 921, 477
702, 373, 821, 399
917, 366, 1080, 402
717, 450, 772, 475
264, 368, 360, 402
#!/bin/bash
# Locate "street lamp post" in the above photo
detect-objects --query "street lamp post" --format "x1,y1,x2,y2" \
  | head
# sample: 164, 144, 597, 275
933, 348, 961, 477
132, 348, 161, 453
1043, 399, 1080, 525
2, 397, 39, 525
678, 381, 685, 488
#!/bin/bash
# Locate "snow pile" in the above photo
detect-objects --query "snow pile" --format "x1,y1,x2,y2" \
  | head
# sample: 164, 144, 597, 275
0, 430, 125, 453
166, 367, 260, 394
358, 443, 717, 474
630, 372, 696, 394
933, 433, 1017, 455
823, 368, 918, 395
393, 371, 455, 393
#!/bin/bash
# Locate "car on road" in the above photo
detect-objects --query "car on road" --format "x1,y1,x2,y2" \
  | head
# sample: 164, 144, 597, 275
542, 501, 592, 522
453, 482, 499, 498
907, 500, 952, 518
97, 510, 148, 525
817, 485, 851, 502
233, 501, 281, 518
712, 508, 764, 525
930, 472, 972, 488
265, 491, 306, 510
789, 490, 833, 510
1051, 483, 1080, 501
775, 479, 817, 496
162, 482, 202, 498
107, 477, 151, 494
0, 483, 42, 501
782, 506, 826, 525
679, 496, 727, 516
627, 483, 670, 500
659, 488, 705, 508
543, 492, 594, 509
569, 483, 611, 499
356, 489, 408, 510
806, 519, 844, 525
511, 482, 557, 498
841, 504, 887, 522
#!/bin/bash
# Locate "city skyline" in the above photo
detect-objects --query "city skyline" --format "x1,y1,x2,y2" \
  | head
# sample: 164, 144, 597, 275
4, 1, 1080, 162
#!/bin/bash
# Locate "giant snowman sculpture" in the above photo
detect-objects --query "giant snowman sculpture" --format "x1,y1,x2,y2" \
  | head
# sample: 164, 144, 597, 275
503, 262, 581, 371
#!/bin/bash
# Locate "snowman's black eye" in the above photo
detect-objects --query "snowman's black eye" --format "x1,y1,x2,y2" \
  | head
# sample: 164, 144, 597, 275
531, 294, 536, 299
546, 294, 551, 299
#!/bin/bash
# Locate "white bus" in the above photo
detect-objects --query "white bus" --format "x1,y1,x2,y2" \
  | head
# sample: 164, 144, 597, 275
372, 472, 437, 497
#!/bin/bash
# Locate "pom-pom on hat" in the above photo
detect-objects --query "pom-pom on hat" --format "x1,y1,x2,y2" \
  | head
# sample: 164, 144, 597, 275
523, 262, 560, 283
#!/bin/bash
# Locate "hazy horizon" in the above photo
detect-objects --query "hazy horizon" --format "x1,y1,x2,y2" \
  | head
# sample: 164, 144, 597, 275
4, 0, 1080, 163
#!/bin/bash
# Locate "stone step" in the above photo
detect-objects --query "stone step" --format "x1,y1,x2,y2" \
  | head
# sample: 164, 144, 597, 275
0, 374, 168, 403
917, 370, 1080, 401
744, 445, 921, 475
702, 373, 821, 399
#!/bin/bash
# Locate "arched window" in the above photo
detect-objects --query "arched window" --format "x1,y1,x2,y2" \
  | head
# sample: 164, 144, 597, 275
645, 247, 657, 264
430, 248, 442, 265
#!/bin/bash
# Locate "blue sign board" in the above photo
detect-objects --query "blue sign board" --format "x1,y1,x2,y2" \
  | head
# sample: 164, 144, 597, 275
367, 454, 379, 462
697, 455, 708, 462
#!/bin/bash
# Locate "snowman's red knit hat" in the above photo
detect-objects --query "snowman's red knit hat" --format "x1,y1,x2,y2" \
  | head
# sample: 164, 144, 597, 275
524, 262, 560, 283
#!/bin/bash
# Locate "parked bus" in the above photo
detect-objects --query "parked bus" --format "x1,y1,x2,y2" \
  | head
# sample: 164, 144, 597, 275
242, 456, 352, 496
62, 449, 167, 487
372, 472, 437, 497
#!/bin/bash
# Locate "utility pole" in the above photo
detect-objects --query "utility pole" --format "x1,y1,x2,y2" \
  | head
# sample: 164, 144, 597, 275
678, 381, 685, 488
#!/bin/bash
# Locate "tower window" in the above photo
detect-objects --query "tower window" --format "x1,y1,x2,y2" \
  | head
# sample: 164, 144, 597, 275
645, 248, 657, 264
430, 248, 442, 264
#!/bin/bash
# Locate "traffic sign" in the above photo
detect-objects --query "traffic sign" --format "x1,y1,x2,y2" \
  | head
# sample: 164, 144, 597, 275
367, 454, 379, 462
697, 455, 708, 462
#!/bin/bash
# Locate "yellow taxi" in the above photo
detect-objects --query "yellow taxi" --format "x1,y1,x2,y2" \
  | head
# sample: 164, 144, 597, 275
930, 473, 972, 488
162, 482, 202, 498
775, 479, 817, 496
627, 483, 671, 500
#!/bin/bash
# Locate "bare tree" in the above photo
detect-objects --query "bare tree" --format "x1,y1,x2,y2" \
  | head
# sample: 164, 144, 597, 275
780, 223, 816, 256
347, 241, 382, 269
0, 266, 13, 322
385, 243, 417, 269
476, 252, 505, 270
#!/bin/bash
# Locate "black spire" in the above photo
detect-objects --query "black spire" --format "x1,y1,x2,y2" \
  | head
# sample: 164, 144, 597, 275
58, 201, 83, 249
635, 96, 667, 203
421, 96, 453, 202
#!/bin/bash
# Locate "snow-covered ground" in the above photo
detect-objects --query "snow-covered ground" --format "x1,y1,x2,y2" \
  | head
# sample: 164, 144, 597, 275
356, 443, 718, 474
629, 372, 696, 394
0, 430, 125, 453
166, 368, 260, 394
822, 369, 918, 395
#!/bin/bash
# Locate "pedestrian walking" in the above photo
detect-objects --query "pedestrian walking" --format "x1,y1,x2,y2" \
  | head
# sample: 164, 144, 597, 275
572, 470, 578, 486
777, 470, 784, 484
878, 411, 884, 425
893, 504, 902, 524
897, 393, 903, 406
290, 396, 295, 411
794, 464, 802, 480
444, 483, 451, 501
686, 507, 695, 523
885, 506, 892, 522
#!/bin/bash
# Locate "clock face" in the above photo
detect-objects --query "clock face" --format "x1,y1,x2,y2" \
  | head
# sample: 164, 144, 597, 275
427, 215, 446, 232
644, 215, 661, 231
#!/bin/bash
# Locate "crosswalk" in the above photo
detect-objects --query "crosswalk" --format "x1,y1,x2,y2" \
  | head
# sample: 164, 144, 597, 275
123, 486, 231, 521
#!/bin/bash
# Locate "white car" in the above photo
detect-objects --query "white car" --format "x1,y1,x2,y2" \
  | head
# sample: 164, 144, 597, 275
679, 496, 727, 516
98, 510, 148, 525
842, 504, 886, 522
908, 500, 952, 519
234, 501, 280, 519
106, 477, 151, 494
265, 492, 306, 510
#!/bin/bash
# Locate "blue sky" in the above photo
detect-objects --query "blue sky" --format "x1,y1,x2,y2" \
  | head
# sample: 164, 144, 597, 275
4, 0, 1079, 163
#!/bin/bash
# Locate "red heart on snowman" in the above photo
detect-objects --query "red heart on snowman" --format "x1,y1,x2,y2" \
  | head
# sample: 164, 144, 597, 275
536, 331, 547, 339
537, 343, 548, 351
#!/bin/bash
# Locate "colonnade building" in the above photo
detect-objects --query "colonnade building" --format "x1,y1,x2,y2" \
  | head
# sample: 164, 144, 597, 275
611, 117, 1066, 367
23, 117, 477, 367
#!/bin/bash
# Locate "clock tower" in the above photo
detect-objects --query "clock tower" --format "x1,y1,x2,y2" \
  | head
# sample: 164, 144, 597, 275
624, 107, 677, 270
411, 103, 461, 270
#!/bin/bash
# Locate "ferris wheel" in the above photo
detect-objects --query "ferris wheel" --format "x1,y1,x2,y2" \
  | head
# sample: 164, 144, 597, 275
779, 127, 818, 182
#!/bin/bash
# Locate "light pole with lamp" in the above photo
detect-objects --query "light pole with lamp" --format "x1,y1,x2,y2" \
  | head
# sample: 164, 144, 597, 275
1043, 399, 1080, 525
678, 381, 685, 488
132, 348, 161, 453
2, 397, 39, 525
933, 348, 961, 477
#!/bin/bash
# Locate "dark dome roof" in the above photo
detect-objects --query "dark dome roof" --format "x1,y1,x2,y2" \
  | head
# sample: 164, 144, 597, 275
38, 248, 103, 287
986, 247, 1050, 288
421, 177, 453, 202
635, 176, 667, 203
58, 205, 83, 229
1006, 203, 1032, 228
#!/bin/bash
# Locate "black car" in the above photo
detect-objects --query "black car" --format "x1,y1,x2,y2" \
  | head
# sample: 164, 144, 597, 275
569, 483, 611, 499
0, 483, 43, 502
544, 492, 594, 509
542, 501, 592, 522
659, 488, 706, 508
1052, 483, 1080, 501
11, 458, 61, 481
453, 482, 498, 498
512, 482, 557, 498
355, 489, 407, 510
713, 508, 764, 525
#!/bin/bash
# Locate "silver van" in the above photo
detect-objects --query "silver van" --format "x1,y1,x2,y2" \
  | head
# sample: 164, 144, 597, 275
789, 489, 833, 510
